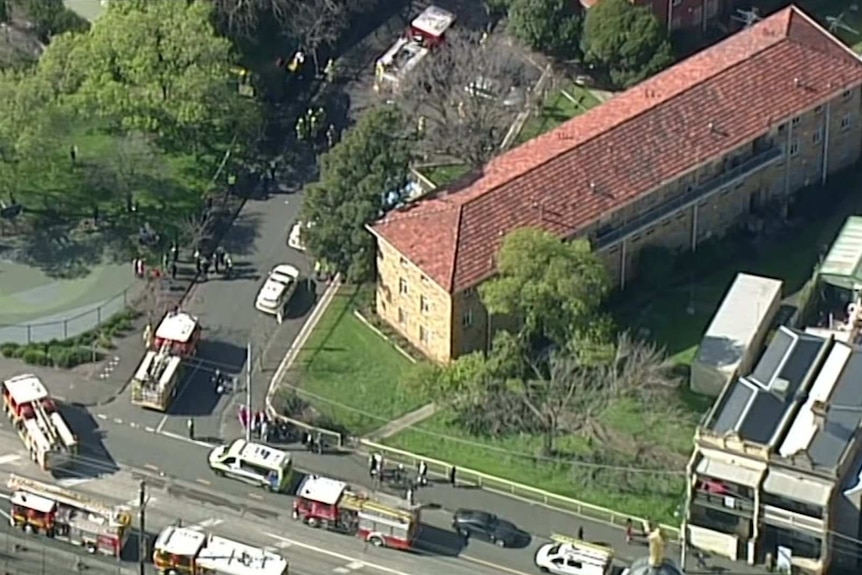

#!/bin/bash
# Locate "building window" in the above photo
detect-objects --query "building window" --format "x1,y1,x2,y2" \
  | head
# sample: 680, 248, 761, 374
791, 116, 800, 127
778, 123, 786, 133
789, 139, 799, 156
419, 326, 430, 345
843, 89, 853, 101
420, 295, 430, 313
812, 128, 822, 144
399, 278, 408, 295
421, 276, 429, 285
842, 114, 852, 131
815, 105, 823, 115
462, 309, 473, 328
398, 308, 407, 324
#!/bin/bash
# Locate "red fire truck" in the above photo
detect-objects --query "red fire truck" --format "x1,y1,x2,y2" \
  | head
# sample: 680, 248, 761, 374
292, 475, 421, 550
7, 475, 132, 557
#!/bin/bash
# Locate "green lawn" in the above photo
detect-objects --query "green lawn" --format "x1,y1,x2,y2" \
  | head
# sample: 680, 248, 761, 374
294, 286, 423, 436
517, 83, 602, 144
419, 163, 472, 188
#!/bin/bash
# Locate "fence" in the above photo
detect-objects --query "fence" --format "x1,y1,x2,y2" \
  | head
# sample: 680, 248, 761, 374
359, 439, 683, 541
0, 285, 138, 345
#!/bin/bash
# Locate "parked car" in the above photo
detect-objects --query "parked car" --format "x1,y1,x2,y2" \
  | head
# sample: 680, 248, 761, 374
452, 509, 519, 547
255, 264, 300, 317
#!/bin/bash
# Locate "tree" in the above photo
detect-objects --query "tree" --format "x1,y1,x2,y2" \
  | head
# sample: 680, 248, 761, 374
581, 0, 673, 88
399, 32, 531, 168
508, 0, 582, 59
480, 228, 609, 349
211, 0, 370, 42
301, 107, 411, 282
36, 0, 257, 157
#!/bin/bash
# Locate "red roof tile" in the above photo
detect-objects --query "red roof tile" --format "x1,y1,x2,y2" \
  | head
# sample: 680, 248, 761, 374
371, 6, 862, 293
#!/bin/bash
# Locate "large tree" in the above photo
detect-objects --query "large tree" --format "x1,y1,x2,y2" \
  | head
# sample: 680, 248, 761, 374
36, 0, 258, 157
301, 107, 411, 282
480, 228, 610, 349
581, 0, 673, 88
507, 0, 582, 59
399, 32, 531, 168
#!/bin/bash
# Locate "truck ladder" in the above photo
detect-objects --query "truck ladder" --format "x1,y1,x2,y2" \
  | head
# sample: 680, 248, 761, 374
32, 399, 58, 445
147, 345, 171, 382
8, 475, 118, 519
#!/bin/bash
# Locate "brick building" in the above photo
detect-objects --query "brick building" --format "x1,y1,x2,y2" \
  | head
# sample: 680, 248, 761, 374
579, 0, 733, 33
369, 6, 862, 364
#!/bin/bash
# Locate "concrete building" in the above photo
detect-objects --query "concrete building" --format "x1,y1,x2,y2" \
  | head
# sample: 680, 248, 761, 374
685, 325, 862, 574
369, 6, 862, 364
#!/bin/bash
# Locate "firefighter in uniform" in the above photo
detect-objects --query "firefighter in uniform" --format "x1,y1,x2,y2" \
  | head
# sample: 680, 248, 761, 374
296, 116, 307, 141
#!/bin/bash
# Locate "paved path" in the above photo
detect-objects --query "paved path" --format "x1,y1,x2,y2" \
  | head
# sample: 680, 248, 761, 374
364, 402, 437, 441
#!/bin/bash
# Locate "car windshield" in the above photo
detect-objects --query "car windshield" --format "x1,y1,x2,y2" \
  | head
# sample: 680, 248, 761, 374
474, 512, 496, 526
547, 544, 561, 555
270, 273, 293, 285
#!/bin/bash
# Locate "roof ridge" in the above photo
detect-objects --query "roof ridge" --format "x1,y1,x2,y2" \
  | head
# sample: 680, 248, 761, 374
447, 205, 465, 292
379, 196, 460, 224
787, 4, 862, 62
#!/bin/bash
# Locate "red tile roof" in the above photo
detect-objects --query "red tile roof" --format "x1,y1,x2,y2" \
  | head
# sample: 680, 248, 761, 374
371, 6, 862, 294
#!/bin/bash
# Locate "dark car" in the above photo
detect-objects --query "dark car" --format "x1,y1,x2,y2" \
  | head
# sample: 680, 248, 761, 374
452, 509, 519, 547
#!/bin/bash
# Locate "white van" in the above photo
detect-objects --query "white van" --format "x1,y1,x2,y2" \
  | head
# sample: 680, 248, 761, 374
208, 439, 293, 492
535, 535, 614, 575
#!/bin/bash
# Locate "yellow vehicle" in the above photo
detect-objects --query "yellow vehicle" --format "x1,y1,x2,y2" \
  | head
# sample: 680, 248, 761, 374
153, 525, 288, 575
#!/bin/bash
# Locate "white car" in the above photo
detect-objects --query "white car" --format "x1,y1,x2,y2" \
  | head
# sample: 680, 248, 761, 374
535, 541, 613, 575
287, 220, 314, 251
255, 264, 300, 317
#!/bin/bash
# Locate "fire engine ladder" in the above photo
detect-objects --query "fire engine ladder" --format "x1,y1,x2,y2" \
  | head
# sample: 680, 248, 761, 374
7, 475, 117, 519
147, 344, 170, 384
355, 498, 412, 524
32, 399, 58, 445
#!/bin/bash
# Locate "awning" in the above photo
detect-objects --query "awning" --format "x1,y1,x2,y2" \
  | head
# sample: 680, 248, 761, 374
762, 468, 832, 507
696, 457, 762, 488
819, 216, 862, 289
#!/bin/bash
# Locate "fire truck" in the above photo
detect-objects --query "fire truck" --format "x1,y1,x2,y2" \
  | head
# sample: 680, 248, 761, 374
153, 525, 289, 575
7, 474, 132, 557
1, 374, 77, 471
291, 475, 421, 550
131, 310, 201, 411
374, 5, 455, 93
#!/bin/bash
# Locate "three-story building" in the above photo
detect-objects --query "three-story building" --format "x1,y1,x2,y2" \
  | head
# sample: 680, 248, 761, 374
369, 6, 862, 364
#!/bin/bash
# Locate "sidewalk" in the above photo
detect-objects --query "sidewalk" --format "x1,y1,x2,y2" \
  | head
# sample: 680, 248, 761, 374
279, 445, 767, 575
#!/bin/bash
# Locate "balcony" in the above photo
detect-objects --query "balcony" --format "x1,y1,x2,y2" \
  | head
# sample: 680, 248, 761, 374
692, 491, 756, 517
762, 504, 824, 535
594, 146, 785, 249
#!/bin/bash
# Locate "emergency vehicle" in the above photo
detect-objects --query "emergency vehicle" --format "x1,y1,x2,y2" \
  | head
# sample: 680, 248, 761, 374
1, 374, 77, 471
292, 475, 420, 550
535, 534, 615, 575
131, 310, 201, 411
374, 5, 455, 92
153, 525, 289, 575
7, 474, 132, 557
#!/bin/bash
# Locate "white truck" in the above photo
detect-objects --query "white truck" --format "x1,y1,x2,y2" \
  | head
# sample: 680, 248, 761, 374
535, 534, 615, 575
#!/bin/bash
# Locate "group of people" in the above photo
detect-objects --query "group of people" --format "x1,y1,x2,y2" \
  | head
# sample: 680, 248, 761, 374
238, 405, 273, 441
193, 246, 233, 280
295, 107, 337, 146
368, 454, 445, 504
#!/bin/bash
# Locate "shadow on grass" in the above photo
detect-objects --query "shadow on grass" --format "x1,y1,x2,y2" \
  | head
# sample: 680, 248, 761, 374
299, 287, 359, 367
14, 223, 106, 279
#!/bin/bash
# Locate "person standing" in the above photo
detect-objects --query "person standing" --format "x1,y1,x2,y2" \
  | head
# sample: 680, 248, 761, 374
170, 261, 178, 280
448, 465, 456, 486
417, 460, 428, 486
406, 487, 414, 506
368, 454, 377, 478
577, 526, 584, 540
187, 418, 195, 440
260, 418, 269, 442
625, 519, 634, 544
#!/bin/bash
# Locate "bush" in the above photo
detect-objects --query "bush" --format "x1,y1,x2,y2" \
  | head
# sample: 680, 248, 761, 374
50, 346, 92, 368
1, 343, 20, 358
21, 348, 51, 366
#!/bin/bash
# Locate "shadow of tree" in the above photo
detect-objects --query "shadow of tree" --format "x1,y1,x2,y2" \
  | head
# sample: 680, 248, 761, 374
220, 211, 262, 256
14, 223, 105, 279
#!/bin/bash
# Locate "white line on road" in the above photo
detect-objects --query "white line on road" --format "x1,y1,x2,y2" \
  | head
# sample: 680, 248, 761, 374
264, 533, 411, 575
113, 418, 123, 425
96, 414, 108, 420
144, 464, 160, 472
333, 568, 350, 574
346, 561, 364, 570
195, 478, 211, 486
189, 518, 224, 531
159, 430, 216, 448
57, 478, 93, 488
157, 359, 203, 433
145, 427, 156, 433
129, 422, 139, 428
0, 454, 22, 466
248, 493, 264, 500
0, 508, 10, 521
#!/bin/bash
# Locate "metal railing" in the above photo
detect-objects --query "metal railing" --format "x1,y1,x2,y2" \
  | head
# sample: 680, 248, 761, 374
360, 439, 683, 540
0, 285, 138, 345
595, 146, 785, 249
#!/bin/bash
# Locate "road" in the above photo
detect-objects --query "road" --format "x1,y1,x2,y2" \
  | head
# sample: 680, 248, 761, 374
94, 191, 316, 445
0, 428, 520, 575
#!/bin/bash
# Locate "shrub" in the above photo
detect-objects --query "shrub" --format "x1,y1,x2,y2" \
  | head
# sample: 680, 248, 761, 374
1, 343, 20, 358
22, 348, 51, 366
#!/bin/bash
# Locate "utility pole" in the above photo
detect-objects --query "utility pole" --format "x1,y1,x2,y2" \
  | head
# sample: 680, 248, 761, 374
138, 480, 146, 575
246, 342, 252, 442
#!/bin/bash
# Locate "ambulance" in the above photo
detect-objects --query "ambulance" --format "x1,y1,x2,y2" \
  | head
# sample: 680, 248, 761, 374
535, 534, 615, 575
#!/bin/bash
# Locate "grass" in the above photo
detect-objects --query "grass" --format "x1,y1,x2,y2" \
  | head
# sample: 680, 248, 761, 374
517, 83, 602, 144
294, 285, 423, 436
420, 163, 472, 188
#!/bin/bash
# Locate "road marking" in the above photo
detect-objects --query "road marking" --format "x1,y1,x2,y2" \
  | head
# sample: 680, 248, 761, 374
96, 414, 108, 420
346, 561, 364, 570
129, 422, 139, 428
157, 359, 203, 432
159, 430, 216, 448
0, 508, 10, 521
248, 493, 264, 500
0, 493, 10, 500
272, 541, 291, 548
189, 518, 224, 531
461, 555, 534, 575
145, 427, 156, 433
264, 533, 410, 575
333, 569, 350, 574
113, 418, 123, 425
57, 478, 92, 488
195, 478, 211, 486
0, 454, 22, 466
144, 464, 160, 472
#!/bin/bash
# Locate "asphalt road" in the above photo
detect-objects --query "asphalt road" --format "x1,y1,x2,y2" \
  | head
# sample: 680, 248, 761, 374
0, 429, 516, 575
95, 191, 316, 444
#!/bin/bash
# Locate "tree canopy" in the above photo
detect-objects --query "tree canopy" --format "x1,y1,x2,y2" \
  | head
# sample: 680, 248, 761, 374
581, 0, 673, 88
301, 107, 412, 282
507, 0, 582, 59
480, 228, 610, 349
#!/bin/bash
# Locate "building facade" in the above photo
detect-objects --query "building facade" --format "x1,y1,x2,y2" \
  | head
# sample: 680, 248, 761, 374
686, 326, 862, 574
369, 6, 862, 365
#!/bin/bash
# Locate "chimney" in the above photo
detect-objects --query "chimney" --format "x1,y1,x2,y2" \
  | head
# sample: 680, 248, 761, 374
590, 181, 597, 193
708, 122, 715, 132
794, 77, 801, 88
